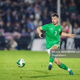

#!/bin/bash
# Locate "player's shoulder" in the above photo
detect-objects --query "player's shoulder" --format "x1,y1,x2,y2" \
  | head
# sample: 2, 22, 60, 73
58, 25, 62, 28
48, 23, 53, 25
42, 23, 52, 27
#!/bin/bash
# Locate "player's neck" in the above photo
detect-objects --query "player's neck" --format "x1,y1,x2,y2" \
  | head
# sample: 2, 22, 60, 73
54, 24, 58, 26
53, 23, 58, 27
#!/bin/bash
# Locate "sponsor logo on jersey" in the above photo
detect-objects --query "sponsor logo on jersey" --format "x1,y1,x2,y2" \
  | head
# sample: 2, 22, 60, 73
59, 28, 60, 32
51, 28, 53, 30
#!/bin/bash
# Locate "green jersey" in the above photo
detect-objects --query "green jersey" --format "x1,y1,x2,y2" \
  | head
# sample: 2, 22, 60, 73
42, 23, 62, 49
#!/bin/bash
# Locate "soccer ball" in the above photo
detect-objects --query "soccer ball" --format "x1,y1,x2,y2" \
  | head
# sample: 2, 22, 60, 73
17, 59, 25, 67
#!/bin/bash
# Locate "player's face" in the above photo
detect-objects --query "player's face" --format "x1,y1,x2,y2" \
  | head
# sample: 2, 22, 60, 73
51, 16, 58, 25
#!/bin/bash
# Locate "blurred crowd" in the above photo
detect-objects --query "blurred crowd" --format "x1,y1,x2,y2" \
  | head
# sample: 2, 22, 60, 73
0, 0, 80, 50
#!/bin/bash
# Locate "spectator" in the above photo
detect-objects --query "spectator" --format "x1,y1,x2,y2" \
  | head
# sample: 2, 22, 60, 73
13, 22, 21, 33
9, 38, 18, 50
60, 21, 70, 50
66, 19, 72, 34
26, 17, 34, 31
5, 9, 12, 22
68, 0, 77, 13
12, 10, 20, 22
73, 23, 80, 49
33, 14, 42, 28
0, 0, 79, 50
33, 14, 42, 37
0, 19, 4, 29
41, 8, 51, 25
4, 22, 13, 32
0, 32, 5, 50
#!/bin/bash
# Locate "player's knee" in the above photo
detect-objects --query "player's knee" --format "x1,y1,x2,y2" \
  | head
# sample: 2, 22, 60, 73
54, 59, 61, 66
50, 49, 56, 54
55, 61, 61, 66
51, 45, 58, 50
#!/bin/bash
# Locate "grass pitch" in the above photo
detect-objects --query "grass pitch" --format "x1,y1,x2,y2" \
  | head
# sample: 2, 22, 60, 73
0, 51, 80, 80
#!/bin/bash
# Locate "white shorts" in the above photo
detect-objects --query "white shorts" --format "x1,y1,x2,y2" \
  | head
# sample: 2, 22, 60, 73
47, 44, 60, 55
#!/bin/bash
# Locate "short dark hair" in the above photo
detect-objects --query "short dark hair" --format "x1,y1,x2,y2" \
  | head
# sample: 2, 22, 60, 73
51, 13, 59, 18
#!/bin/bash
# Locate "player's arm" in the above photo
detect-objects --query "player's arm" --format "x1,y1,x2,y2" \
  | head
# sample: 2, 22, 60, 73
61, 32, 75, 38
37, 26, 43, 38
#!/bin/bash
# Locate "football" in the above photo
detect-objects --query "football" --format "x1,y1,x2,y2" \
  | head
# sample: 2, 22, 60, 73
17, 59, 25, 67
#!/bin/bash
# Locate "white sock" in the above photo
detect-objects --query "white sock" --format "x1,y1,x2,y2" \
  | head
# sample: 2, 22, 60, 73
49, 62, 52, 65
68, 68, 71, 71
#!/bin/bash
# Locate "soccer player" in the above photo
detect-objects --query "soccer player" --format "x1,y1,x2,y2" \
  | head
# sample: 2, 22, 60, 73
37, 13, 75, 75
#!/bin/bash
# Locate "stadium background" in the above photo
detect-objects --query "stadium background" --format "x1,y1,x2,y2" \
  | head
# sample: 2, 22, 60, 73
0, 0, 80, 80
0, 0, 80, 50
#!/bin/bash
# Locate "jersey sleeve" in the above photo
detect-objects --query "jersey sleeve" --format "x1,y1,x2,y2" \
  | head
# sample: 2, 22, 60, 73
42, 24, 48, 31
59, 26, 62, 35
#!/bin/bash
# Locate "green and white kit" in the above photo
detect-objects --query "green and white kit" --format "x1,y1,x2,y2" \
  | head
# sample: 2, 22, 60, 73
42, 23, 62, 54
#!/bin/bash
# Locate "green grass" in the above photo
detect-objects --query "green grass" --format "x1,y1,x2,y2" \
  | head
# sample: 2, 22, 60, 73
0, 51, 80, 80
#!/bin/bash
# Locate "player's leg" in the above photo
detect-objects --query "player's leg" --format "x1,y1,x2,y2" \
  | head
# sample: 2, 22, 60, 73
54, 58, 74, 75
64, 38, 67, 50
48, 45, 58, 70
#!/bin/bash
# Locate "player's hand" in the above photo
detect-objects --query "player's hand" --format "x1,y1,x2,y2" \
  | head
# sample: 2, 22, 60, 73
39, 33, 43, 38
69, 34, 75, 38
